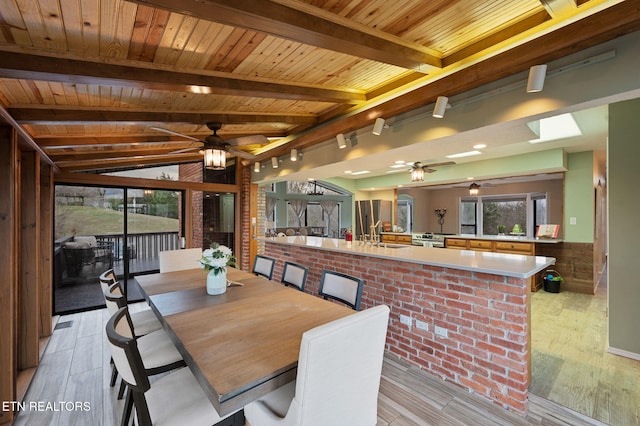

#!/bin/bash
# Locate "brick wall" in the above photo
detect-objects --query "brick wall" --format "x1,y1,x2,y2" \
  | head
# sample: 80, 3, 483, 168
265, 241, 530, 415
179, 163, 203, 248
240, 165, 252, 271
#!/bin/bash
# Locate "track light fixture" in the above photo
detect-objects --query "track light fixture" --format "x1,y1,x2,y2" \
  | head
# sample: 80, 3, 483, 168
337, 133, 347, 149
254, 162, 260, 172
372, 117, 388, 135
271, 157, 279, 169
527, 64, 547, 93
291, 148, 298, 161
203, 148, 226, 170
432, 96, 449, 118
469, 182, 480, 196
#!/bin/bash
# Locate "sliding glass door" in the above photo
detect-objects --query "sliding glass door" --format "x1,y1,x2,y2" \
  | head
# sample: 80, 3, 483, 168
54, 184, 183, 314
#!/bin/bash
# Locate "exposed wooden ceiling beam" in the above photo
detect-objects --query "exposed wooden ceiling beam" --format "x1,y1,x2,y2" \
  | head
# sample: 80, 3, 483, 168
0, 52, 365, 103
129, 0, 442, 72
10, 108, 317, 125
56, 152, 203, 172
47, 146, 198, 162
0, 105, 58, 170
36, 133, 284, 147
254, 0, 640, 162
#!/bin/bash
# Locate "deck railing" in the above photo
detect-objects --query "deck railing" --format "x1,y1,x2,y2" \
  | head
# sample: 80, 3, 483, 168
95, 231, 179, 260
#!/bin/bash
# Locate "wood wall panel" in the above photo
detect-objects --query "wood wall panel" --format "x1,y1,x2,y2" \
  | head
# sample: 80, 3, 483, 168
0, 127, 18, 425
535, 242, 595, 294
19, 151, 40, 369
39, 163, 53, 337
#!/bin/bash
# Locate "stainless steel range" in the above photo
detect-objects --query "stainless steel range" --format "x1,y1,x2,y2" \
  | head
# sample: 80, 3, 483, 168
411, 233, 446, 248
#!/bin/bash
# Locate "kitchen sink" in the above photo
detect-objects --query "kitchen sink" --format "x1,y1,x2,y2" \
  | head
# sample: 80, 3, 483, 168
382, 244, 410, 249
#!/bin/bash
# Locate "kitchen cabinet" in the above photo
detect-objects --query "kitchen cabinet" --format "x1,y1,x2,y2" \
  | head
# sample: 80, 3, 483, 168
445, 236, 538, 291
380, 233, 412, 245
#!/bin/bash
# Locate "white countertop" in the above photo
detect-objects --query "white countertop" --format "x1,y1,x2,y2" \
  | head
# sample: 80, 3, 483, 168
259, 236, 555, 278
447, 234, 563, 244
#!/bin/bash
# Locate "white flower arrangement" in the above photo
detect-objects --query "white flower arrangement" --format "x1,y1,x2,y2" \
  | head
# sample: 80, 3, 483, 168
199, 243, 235, 275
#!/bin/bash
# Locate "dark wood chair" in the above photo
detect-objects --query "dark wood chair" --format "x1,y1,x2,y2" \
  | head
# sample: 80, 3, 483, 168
106, 306, 244, 426
252, 255, 276, 280
319, 270, 364, 311
281, 261, 308, 292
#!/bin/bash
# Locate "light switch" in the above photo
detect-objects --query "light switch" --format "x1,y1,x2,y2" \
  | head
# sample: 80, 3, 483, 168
570, 217, 577, 225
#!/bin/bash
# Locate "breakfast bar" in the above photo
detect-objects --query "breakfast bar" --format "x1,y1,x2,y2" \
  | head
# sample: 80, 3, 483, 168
259, 235, 556, 415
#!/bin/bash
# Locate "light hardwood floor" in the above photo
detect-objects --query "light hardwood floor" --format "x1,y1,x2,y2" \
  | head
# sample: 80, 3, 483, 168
530, 283, 640, 425
13, 293, 631, 426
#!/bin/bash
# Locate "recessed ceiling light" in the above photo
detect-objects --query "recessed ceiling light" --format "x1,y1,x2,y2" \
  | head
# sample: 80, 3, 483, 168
446, 150, 482, 159
528, 113, 582, 143
350, 170, 371, 175
473, 144, 487, 149
394, 160, 405, 164
385, 169, 406, 174
467, 176, 474, 180
344, 170, 352, 174
390, 163, 408, 169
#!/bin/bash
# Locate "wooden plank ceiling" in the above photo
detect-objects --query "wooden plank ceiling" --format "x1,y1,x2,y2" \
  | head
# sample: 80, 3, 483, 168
0, 0, 638, 172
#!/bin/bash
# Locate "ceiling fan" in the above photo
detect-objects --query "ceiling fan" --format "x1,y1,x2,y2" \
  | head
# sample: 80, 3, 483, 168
409, 161, 455, 182
151, 122, 268, 169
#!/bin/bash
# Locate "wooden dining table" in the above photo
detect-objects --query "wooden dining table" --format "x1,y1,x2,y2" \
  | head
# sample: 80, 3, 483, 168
134, 267, 353, 417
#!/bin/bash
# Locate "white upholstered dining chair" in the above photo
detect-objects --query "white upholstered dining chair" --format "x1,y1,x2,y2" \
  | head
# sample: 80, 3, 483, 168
106, 306, 243, 426
244, 304, 390, 426
158, 248, 202, 273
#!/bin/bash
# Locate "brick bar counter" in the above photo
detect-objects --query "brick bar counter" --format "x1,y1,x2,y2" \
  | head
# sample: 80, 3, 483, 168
259, 236, 555, 416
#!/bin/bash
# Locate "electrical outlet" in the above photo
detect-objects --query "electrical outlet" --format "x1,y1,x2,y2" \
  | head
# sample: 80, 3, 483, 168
399, 315, 412, 326
416, 320, 428, 331
434, 325, 448, 338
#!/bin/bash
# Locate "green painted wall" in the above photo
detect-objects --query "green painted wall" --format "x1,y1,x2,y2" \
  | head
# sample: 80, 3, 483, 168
563, 151, 594, 243
608, 98, 640, 355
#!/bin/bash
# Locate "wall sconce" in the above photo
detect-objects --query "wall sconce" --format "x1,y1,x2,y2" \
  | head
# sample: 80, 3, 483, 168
372, 117, 388, 135
432, 96, 449, 118
291, 148, 298, 161
254, 162, 260, 172
337, 133, 347, 149
527, 65, 547, 92
271, 157, 279, 169
410, 163, 425, 182
203, 148, 226, 170
469, 182, 480, 195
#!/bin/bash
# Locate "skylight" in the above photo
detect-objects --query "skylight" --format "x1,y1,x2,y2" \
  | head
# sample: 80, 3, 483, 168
527, 113, 582, 144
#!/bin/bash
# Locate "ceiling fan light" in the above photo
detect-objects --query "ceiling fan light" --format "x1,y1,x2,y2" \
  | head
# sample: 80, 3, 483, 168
204, 148, 226, 170
469, 182, 480, 195
410, 166, 425, 182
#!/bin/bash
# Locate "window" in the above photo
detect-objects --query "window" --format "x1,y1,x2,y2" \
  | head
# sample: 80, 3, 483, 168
397, 197, 412, 233
287, 201, 341, 236
460, 200, 477, 234
460, 193, 547, 237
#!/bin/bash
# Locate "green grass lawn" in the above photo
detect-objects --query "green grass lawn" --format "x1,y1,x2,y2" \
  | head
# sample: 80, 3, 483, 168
55, 205, 178, 239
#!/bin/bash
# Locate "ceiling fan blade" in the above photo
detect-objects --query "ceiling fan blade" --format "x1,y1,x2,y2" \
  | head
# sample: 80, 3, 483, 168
227, 147, 256, 160
225, 135, 269, 146
150, 126, 204, 143
169, 146, 200, 154
424, 161, 456, 168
